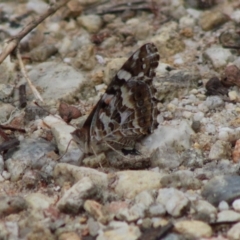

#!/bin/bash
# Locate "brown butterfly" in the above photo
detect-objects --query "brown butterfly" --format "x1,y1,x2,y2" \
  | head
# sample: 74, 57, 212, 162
71, 43, 160, 156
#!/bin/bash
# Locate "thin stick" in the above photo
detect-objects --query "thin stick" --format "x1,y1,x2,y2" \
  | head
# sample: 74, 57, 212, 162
0, 0, 71, 64
17, 47, 43, 102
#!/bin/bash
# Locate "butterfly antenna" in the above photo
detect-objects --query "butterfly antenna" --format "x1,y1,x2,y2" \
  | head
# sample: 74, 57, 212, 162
56, 138, 73, 161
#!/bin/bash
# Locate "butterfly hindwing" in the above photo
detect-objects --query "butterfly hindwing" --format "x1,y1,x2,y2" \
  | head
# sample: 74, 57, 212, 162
72, 43, 160, 154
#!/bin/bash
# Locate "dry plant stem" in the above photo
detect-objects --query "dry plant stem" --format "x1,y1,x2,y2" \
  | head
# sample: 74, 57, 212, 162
17, 47, 44, 102
0, 0, 71, 64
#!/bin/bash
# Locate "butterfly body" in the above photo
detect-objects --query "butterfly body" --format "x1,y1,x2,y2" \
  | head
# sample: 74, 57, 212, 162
71, 43, 160, 155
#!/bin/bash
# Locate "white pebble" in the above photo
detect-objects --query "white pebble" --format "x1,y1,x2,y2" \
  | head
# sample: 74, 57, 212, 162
171, 98, 179, 105
182, 111, 193, 119
218, 130, 230, 141
2, 170, 11, 180
233, 199, 240, 212
228, 91, 238, 101
218, 127, 240, 142
218, 201, 229, 211
231, 10, 240, 23
95, 84, 106, 91
204, 46, 232, 69
179, 16, 195, 29
188, 94, 197, 102
167, 103, 176, 112
204, 96, 224, 110
193, 112, 204, 121
205, 124, 216, 134
63, 58, 71, 63
189, 89, 198, 94
174, 54, 184, 65
198, 103, 209, 112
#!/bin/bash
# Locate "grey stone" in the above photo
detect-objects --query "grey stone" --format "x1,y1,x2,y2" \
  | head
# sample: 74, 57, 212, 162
87, 218, 100, 237
5, 138, 56, 181
192, 199, 217, 222
161, 170, 202, 190
204, 96, 224, 110
202, 175, 240, 206
26, 61, 85, 102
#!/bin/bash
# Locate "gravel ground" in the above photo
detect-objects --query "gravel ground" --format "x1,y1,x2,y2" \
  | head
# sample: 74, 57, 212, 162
1, 0, 240, 239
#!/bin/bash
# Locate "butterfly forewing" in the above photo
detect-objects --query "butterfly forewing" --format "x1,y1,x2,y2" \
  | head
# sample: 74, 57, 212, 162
72, 43, 160, 154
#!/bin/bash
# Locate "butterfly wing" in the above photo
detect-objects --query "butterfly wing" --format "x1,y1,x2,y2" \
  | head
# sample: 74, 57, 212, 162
91, 43, 160, 149
72, 43, 160, 154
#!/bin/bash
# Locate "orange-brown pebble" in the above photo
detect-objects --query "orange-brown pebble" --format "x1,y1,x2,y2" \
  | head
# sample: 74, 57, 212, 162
221, 65, 240, 88
232, 139, 240, 163
58, 232, 82, 240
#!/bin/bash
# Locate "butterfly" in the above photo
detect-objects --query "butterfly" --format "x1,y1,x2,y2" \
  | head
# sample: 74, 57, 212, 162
71, 43, 160, 156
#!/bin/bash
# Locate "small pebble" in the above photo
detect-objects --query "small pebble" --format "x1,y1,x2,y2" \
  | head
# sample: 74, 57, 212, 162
2, 170, 10, 180
148, 203, 166, 217
218, 201, 230, 211
204, 46, 232, 69
157, 188, 190, 217
199, 11, 228, 31
204, 96, 224, 110
232, 199, 240, 212
193, 112, 204, 121
87, 218, 100, 237
208, 140, 231, 160
192, 121, 201, 132
233, 140, 240, 163
77, 14, 102, 33
57, 177, 98, 214
229, 91, 239, 101
227, 222, 240, 240
217, 210, 240, 223
174, 220, 212, 238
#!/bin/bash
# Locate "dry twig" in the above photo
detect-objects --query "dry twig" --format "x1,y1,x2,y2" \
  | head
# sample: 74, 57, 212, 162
0, 0, 71, 64
16, 47, 43, 102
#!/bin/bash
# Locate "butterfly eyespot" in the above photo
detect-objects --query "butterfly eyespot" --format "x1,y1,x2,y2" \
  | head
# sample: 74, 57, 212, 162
137, 100, 144, 107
